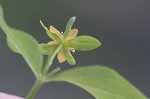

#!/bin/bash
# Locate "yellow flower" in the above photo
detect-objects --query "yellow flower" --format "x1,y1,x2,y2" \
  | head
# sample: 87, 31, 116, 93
39, 17, 100, 65
47, 26, 78, 64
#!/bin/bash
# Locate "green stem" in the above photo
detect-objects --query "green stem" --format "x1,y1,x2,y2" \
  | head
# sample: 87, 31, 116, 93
26, 44, 63, 99
42, 44, 63, 76
26, 79, 43, 99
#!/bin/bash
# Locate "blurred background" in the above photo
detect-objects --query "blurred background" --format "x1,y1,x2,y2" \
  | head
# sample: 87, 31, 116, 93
0, 0, 150, 98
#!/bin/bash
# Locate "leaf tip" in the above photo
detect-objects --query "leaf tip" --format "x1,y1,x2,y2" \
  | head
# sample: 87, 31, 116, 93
40, 20, 49, 31
96, 38, 101, 48
40, 20, 45, 28
67, 57, 76, 65
71, 16, 76, 21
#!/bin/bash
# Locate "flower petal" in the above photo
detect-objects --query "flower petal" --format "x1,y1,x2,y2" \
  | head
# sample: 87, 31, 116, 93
57, 49, 66, 63
50, 26, 63, 38
66, 29, 78, 40
47, 41, 56, 45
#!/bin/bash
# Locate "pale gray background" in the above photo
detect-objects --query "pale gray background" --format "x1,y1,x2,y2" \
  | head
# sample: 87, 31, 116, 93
0, 0, 150, 98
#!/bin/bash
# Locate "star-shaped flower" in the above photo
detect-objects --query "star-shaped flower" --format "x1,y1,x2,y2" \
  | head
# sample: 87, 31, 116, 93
47, 25, 78, 64
39, 17, 101, 65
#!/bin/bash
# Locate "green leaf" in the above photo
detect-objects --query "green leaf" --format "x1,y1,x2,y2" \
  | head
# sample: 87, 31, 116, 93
69, 36, 101, 51
39, 43, 59, 55
63, 16, 76, 37
0, 4, 43, 78
45, 65, 148, 99
7, 36, 20, 53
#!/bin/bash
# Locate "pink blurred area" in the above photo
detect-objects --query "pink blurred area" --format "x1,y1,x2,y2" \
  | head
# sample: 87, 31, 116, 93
0, 92, 24, 99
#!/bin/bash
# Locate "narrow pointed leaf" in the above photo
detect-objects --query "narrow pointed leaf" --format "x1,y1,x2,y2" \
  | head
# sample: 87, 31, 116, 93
70, 36, 101, 51
51, 32, 63, 43
46, 65, 148, 99
0, 4, 43, 77
63, 16, 76, 37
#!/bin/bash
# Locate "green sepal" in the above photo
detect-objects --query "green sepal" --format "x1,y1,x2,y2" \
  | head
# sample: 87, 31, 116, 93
69, 36, 101, 51
39, 43, 59, 55
63, 16, 76, 38
50, 32, 63, 43
40, 20, 55, 40
63, 48, 76, 65
40, 20, 62, 43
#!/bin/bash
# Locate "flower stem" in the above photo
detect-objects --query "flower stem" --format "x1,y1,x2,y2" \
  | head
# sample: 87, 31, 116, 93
26, 44, 63, 99
42, 44, 63, 76
26, 79, 43, 99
